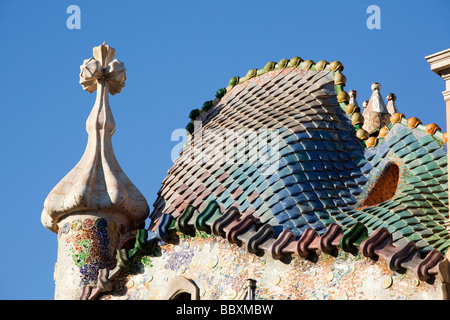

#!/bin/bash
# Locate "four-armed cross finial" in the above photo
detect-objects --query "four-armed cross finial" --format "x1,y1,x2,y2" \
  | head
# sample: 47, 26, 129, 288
79, 41, 126, 95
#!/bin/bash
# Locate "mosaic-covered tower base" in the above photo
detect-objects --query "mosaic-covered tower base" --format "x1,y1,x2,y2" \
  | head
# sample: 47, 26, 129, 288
100, 232, 443, 300
54, 211, 129, 300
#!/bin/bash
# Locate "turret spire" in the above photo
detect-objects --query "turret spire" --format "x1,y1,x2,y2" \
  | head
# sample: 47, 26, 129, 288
41, 43, 148, 299
42, 43, 148, 232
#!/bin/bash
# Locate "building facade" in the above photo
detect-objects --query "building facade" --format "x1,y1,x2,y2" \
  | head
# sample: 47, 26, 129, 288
42, 44, 450, 300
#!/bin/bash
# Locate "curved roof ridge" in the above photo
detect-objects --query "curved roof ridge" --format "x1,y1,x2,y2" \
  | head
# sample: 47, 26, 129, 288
184, 57, 347, 131
363, 112, 446, 149
182, 56, 447, 153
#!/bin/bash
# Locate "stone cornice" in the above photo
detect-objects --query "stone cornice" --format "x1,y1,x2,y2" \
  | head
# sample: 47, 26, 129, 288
426, 48, 450, 77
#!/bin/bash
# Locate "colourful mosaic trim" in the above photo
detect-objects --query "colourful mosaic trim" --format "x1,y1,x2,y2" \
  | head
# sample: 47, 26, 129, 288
60, 217, 125, 287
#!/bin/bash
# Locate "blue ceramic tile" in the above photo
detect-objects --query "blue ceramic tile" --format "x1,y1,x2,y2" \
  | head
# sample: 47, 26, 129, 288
291, 192, 308, 203
424, 141, 441, 153
271, 180, 285, 193
294, 131, 310, 140
287, 162, 303, 174
309, 200, 324, 210
342, 196, 357, 205
289, 142, 304, 153
255, 179, 268, 193
310, 181, 324, 190
307, 150, 321, 161
291, 215, 308, 227
281, 175, 296, 186
297, 203, 314, 214
401, 133, 417, 146
279, 145, 293, 157
360, 162, 373, 174
266, 194, 280, 207
266, 173, 280, 186
286, 184, 303, 196
354, 156, 368, 167
278, 209, 295, 223
284, 153, 299, 165
275, 187, 290, 199
308, 219, 326, 231
304, 171, 318, 180
241, 180, 255, 192
239, 199, 250, 212
320, 198, 335, 209
315, 190, 329, 199
385, 134, 400, 148
312, 161, 325, 171
370, 154, 382, 167
283, 134, 299, 144
222, 196, 235, 209
303, 190, 319, 201
294, 173, 308, 183
333, 198, 347, 207
407, 141, 423, 153
277, 157, 287, 167
364, 148, 377, 161
391, 140, 407, 153
354, 175, 368, 185
252, 197, 263, 210
270, 202, 285, 215
348, 149, 365, 161
278, 167, 292, 178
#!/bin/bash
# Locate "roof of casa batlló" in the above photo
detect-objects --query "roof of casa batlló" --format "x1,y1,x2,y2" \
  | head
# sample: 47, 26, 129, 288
81, 56, 450, 300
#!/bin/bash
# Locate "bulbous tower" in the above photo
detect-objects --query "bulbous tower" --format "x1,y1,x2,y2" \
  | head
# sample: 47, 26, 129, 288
41, 43, 149, 299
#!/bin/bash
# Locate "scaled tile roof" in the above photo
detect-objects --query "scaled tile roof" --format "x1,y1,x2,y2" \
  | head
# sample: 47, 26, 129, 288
149, 57, 449, 262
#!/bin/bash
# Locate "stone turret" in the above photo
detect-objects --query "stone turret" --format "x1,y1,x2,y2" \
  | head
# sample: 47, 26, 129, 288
41, 43, 149, 299
386, 93, 399, 115
362, 83, 390, 135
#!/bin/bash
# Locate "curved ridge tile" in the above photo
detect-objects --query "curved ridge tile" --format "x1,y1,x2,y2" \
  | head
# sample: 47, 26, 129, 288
223, 213, 258, 245
175, 205, 197, 236
319, 223, 344, 254
414, 249, 443, 281
386, 242, 417, 272
269, 229, 296, 260
211, 206, 240, 237
360, 227, 391, 258
194, 200, 221, 233
155, 213, 177, 243
244, 224, 276, 255
282, 227, 319, 258
339, 222, 369, 253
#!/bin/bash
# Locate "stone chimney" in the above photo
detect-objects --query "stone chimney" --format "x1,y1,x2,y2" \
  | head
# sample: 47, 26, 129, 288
425, 48, 450, 233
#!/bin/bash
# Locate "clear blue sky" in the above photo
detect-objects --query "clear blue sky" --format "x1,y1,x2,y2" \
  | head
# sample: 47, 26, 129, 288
0, 0, 449, 300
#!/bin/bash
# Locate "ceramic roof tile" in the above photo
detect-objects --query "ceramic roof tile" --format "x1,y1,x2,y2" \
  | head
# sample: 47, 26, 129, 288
149, 59, 450, 257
